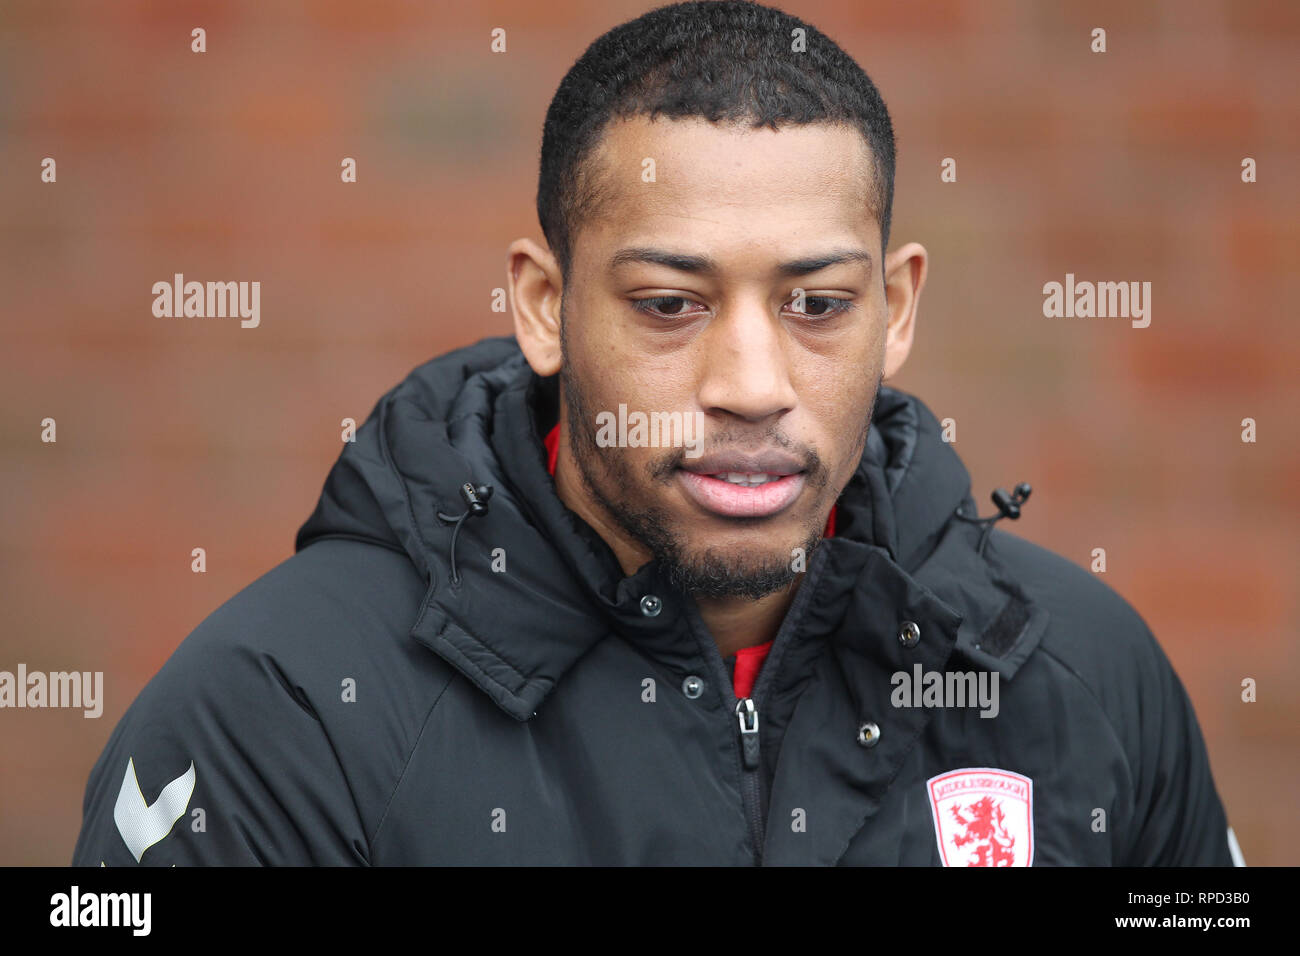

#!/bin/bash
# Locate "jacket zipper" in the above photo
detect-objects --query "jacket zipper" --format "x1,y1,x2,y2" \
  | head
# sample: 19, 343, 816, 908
731, 583, 810, 866
735, 696, 764, 863
693, 628, 769, 865
687, 549, 826, 866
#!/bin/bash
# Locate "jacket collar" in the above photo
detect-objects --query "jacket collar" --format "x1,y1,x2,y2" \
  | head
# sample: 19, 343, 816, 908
296, 337, 1046, 721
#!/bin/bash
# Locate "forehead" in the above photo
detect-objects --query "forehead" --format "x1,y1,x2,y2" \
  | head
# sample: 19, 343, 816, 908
576, 115, 880, 264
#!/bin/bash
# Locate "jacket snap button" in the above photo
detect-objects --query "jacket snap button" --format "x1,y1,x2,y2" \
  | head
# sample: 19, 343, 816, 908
682, 675, 704, 699
857, 721, 881, 748
898, 620, 921, 648
640, 594, 662, 617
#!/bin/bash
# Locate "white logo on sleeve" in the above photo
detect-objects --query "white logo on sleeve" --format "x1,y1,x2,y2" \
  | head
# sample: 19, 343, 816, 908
1227, 826, 1246, 867
113, 757, 196, 862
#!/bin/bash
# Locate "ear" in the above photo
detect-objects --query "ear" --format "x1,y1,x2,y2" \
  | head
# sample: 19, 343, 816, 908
881, 241, 927, 381
507, 238, 564, 376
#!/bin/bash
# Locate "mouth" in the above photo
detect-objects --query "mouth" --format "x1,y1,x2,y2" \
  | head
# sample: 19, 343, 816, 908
677, 454, 806, 517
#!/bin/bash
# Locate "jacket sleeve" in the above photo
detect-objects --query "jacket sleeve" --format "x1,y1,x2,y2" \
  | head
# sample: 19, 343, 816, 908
72, 609, 370, 866
1121, 625, 1237, 866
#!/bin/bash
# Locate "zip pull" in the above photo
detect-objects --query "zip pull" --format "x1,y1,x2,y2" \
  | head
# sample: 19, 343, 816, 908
735, 697, 761, 770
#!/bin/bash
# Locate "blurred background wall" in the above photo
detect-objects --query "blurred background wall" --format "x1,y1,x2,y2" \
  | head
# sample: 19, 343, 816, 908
1, 0, 1296, 865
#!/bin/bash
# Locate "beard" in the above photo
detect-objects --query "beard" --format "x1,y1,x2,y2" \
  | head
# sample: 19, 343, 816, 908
557, 320, 877, 600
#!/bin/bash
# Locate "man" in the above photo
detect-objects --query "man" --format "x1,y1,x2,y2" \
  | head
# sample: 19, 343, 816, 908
74, 0, 1239, 866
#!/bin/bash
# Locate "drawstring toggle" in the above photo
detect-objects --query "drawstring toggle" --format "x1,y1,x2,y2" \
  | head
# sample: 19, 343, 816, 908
437, 483, 494, 587
954, 482, 1031, 556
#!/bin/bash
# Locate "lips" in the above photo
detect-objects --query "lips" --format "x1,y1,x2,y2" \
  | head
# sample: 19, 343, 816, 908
677, 453, 807, 517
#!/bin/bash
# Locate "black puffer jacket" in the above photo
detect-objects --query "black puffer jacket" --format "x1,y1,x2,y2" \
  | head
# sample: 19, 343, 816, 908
73, 336, 1237, 865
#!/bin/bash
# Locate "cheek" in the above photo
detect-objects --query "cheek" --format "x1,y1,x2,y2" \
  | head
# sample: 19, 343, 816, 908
802, 359, 880, 469
564, 312, 624, 407
800, 347, 878, 413
587, 338, 694, 414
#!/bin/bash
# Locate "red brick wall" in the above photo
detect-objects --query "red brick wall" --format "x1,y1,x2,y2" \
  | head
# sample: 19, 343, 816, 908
1, 0, 1295, 864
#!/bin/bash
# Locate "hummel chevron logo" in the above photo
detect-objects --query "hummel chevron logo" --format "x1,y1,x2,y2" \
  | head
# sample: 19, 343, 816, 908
113, 757, 195, 863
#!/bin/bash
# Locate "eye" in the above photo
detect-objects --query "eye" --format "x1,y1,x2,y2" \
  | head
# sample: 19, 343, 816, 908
630, 296, 705, 319
787, 295, 855, 319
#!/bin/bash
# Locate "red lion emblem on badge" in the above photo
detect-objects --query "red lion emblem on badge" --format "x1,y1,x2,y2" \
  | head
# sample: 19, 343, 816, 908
949, 795, 1017, 866
927, 768, 1034, 866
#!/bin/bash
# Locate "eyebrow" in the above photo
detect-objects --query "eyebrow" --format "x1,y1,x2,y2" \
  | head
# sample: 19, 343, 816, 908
608, 246, 873, 278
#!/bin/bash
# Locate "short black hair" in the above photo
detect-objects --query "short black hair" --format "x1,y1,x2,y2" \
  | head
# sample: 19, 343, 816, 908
537, 0, 896, 281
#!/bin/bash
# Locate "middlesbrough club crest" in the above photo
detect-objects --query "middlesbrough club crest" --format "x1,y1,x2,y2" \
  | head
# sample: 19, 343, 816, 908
927, 768, 1034, 866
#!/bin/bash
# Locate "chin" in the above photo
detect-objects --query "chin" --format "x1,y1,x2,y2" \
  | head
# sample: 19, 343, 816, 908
656, 526, 817, 598
661, 552, 801, 601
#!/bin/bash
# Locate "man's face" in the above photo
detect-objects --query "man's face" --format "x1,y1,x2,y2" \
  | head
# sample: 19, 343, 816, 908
558, 116, 889, 599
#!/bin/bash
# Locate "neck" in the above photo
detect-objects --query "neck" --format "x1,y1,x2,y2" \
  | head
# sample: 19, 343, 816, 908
693, 584, 801, 658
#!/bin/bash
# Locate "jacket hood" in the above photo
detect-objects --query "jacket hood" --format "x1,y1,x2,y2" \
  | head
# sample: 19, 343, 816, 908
296, 336, 1044, 720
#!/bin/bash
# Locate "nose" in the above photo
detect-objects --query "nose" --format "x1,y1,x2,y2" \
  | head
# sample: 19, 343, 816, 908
695, 299, 798, 423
